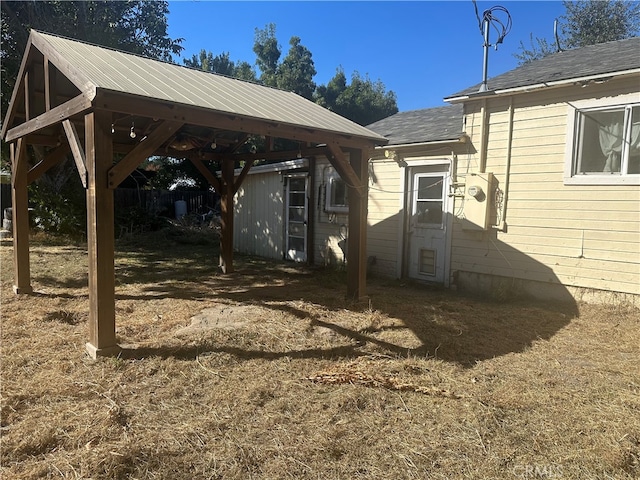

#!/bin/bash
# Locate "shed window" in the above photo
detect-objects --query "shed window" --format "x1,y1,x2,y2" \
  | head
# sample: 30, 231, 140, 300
565, 100, 640, 185
325, 176, 349, 213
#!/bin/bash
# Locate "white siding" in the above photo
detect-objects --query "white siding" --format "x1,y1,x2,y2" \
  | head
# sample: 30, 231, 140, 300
234, 173, 285, 260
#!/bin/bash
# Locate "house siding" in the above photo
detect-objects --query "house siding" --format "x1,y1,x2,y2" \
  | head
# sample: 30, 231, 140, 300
452, 76, 640, 297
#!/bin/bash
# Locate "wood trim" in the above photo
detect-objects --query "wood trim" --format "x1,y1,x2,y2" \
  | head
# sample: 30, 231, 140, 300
188, 157, 222, 193
94, 90, 382, 150
27, 144, 71, 185
233, 159, 255, 194
107, 119, 183, 188
5, 93, 93, 142
62, 119, 87, 188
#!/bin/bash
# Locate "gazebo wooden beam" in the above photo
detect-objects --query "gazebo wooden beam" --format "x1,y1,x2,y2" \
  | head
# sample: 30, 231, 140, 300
27, 143, 70, 184
95, 90, 376, 150
62, 119, 88, 188
219, 159, 235, 274
107, 119, 183, 188
326, 143, 365, 198
346, 148, 369, 301
187, 157, 222, 193
233, 159, 255, 194
11, 139, 33, 295
85, 109, 119, 358
4, 92, 93, 143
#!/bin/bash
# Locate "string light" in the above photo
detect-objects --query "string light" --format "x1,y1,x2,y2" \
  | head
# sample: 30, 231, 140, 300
129, 122, 136, 139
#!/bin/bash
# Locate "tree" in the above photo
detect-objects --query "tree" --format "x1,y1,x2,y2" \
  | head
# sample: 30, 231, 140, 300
276, 36, 316, 99
515, 0, 640, 64
253, 23, 281, 88
315, 68, 398, 126
0, 1, 184, 236
183, 50, 257, 82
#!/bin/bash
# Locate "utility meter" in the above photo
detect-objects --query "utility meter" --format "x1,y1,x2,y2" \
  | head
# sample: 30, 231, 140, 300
467, 185, 483, 198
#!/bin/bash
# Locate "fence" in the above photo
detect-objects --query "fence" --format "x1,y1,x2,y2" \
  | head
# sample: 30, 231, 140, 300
114, 189, 218, 218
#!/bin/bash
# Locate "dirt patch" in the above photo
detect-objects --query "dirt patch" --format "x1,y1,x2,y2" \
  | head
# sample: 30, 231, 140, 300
176, 303, 266, 335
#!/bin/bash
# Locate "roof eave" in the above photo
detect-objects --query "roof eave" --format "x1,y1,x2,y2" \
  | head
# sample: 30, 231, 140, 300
375, 135, 467, 150
444, 68, 640, 103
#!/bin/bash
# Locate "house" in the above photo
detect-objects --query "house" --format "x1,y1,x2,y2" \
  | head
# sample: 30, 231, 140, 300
234, 37, 639, 304
369, 36, 640, 303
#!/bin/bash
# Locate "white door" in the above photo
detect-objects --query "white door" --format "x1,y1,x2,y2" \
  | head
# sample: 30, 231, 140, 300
406, 169, 450, 284
285, 175, 308, 262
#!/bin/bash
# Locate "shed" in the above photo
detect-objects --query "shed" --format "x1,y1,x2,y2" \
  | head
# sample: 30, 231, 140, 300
2, 30, 388, 357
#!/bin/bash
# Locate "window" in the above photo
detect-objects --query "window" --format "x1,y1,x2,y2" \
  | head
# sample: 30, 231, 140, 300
413, 174, 444, 226
566, 98, 640, 185
325, 176, 349, 213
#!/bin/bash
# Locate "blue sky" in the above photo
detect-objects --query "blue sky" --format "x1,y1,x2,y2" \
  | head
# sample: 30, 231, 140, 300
167, 1, 566, 112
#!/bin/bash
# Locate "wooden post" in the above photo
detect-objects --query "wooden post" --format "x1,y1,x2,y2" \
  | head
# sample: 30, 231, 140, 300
346, 148, 368, 301
11, 139, 33, 294
219, 158, 234, 273
84, 110, 119, 358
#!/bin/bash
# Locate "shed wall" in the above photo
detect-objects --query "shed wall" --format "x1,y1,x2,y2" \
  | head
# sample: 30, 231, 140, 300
234, 172, 285, 260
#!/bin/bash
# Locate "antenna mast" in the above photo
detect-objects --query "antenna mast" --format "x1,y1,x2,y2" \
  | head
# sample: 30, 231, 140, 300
473, 2, 512, 92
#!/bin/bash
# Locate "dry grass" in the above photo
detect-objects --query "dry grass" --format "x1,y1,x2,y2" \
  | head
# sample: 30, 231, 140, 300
1, 229, 639, 479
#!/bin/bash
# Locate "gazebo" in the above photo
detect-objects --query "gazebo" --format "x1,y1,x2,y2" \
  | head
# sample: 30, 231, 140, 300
2, 30, 388, 358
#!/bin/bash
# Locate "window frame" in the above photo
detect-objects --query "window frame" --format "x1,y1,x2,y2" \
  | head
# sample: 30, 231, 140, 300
564, 94, 640, 186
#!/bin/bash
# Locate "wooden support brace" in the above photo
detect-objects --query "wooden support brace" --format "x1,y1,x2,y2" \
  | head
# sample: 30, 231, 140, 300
108, 119, 183, 188
233, 159, 255, 194
27, 144, 71, 185
11, 139, 33, 294
188, 157, 222, 193
63, 119, 88, 188
326, 143, 364, 198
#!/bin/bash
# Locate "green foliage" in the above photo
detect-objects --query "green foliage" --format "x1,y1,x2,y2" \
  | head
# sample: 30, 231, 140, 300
513, 34, 558, 65
314, 68, 399, 126
515, 0, 640, 64
29, 161, 87, 239
183, 50, 257, 82
563, 0, 640, 48
253, 23, 281, 88
144, 157, 215, 191
1, 0, 183, 116
277, 36, 317, 99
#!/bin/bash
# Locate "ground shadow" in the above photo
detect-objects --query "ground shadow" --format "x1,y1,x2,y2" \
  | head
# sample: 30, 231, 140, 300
106, 225, 578, 367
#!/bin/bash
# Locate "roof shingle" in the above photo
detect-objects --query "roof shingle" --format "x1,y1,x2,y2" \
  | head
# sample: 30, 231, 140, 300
446, 36, 640, 99
366, 104, 464, 146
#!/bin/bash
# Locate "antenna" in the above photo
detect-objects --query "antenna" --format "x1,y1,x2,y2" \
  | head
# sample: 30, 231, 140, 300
473, 2, 512, 92
554, 19, 564, 52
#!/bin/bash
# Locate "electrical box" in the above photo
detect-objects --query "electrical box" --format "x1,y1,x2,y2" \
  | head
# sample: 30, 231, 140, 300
462, 172, 493, 230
